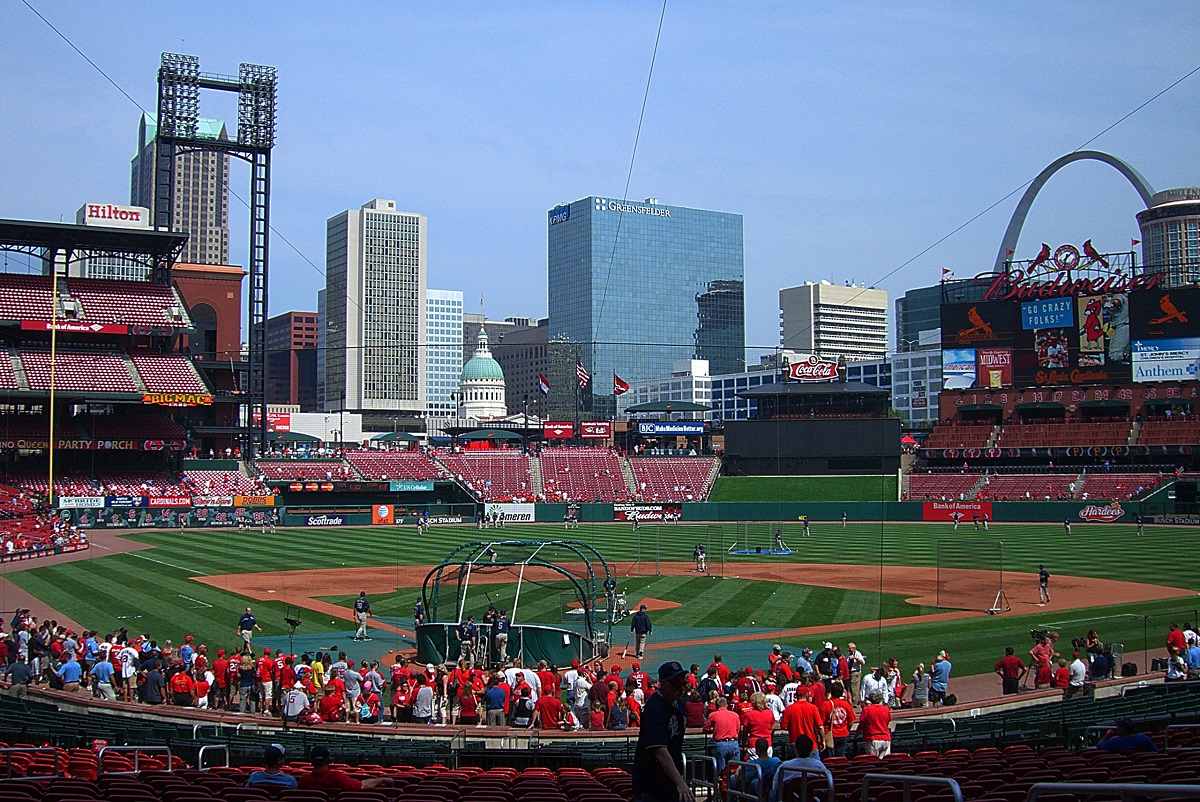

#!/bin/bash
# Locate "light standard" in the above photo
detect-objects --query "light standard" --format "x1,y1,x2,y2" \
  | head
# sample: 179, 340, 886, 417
523, 393, 529, 452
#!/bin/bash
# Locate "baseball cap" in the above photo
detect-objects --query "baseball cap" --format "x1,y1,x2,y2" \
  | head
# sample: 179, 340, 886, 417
802, 647, 812, 655
773, 644, 781, 651
217, 649, 225, 656
293, 681, 303, 689
310, 745, 330, 762
571, 660, 579, 668
640, 604, 647, 611
658, 661, 688, 683
426, 663, 435, 672
265, 744, 285, 761
363, 681, 373, 691
824, 642, 833, 650
632, 662, 640, 669
938, 650, 948, 659
185, 635, 194, 642
263, 648, 271, 655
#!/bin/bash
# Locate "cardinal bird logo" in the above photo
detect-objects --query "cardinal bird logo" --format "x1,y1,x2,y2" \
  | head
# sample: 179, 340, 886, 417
957, 306, 996, 344
1149, 293, 1189, 325
1029, 243, 1052, 272
1082, 239, 1109, 268
1080, 298, 1106, 343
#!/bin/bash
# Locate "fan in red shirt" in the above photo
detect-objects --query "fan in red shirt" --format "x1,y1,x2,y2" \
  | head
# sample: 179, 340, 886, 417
740, 692, 776, 747
1168, 623, 1188, 655
533, 691, 564, 729
780, 693, 824, 756
628, 662, 651, 694
994, 647, 1028, 695
858, 691, 892, 757
827, 683, 856, 757
212, 650, 230, 708
709, 654, 731, 686
317, 686, 345, 722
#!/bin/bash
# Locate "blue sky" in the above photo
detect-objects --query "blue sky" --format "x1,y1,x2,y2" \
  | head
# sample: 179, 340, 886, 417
3, 2, 1198, 352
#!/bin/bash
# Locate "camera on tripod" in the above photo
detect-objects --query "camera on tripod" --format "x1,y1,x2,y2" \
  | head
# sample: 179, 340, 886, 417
1071, 637, 1087, 651
1029, 628, 1051, 641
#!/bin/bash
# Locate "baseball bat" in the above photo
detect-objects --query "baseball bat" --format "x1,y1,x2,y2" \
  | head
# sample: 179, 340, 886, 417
621, 631, 632, 659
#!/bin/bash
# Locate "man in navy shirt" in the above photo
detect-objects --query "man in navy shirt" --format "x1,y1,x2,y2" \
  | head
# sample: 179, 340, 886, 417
631, 605, 653, 660
494, 609, 511, 663
237, 607, 261, 649
353, 592, 372, 641
632, 661, 694, 802
1097, 719, 1157, 753
246, 744, 298, 788
458, 616, 477, 669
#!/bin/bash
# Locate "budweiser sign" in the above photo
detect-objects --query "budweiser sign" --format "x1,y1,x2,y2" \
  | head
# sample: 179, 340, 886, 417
1078, 502, 1126, 522
788, 355, 839, 382
978, 269, 1161, 302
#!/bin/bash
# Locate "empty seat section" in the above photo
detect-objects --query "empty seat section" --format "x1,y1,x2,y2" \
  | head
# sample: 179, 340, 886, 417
131, 354, 209, 393
979, 474, 1077, 501
65, 277, 189, 328
83, 412, 187, 440
182, 469, 264, 495
1079, 473, 1161, 500
0, 273, 58, 321
256, 461, 350, 481
908, 473, 982, 500
344, 450, 443, 481
997, 421, 1130, 448
923, 424, 994, 449
19, 351, 138, 393
629, 457, 718, 501
539, 447, 630, 502
439, 450, 531, 500
1139, 419, 1200, 445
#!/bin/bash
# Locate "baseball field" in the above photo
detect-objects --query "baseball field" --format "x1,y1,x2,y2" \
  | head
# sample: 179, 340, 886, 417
3, 516, 1197, 684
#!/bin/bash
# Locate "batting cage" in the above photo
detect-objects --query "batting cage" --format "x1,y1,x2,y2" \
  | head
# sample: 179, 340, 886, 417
416, 539, 615, 667
935, 537, 1011, 614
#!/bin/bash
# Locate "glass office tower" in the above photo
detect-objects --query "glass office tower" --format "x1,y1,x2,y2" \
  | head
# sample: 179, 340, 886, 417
548, 196, 744, 416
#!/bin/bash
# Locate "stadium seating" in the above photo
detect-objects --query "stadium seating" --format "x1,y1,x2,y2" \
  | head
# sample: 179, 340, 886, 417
0, 273, 57, 321
908, 473, 982, 500
628, 457, 718, 501
82, 412, 187, 440
65, 277, 189, 328
1139, 419, 1200, 446
345, 450, 444, 481
538, 447, 632, 502
19, 350, 139, 393
996, 420, 1131, 449
256, 461, 354, 481
0, 413, 83, 440
1078, 473, 1161, 500
978, 473, 1079, 501
0, 349, 18, 390
923, 424, 995, 450
4, 470, 184, 498
182, 469, 264, 496
131, 354, 209, 393
438, 450, 532, 501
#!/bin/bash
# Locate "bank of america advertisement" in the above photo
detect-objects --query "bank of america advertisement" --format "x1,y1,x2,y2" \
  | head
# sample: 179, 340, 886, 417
1132, 338, 1200, 383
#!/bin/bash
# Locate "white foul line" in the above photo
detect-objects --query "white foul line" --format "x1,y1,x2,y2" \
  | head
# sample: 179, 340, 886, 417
127, 552, 204, 574
177, 594, 213, 608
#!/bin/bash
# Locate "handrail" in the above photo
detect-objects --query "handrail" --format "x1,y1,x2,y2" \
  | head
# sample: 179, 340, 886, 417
778, 764, 835, 802
683, 753, 718, 801
192, 722, 225, 740
196, 745, 230, 769
0, 747, 60, 780
861, 773, 962, 802
97, 745, 174, 775
1028, 783, 1200, 802
726, 758, 764, 802
1164, 724, 1200, 751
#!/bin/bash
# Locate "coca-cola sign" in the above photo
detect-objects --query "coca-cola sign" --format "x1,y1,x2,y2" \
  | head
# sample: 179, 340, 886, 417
788, 355, 839, 382
1078, 502, 1126, 522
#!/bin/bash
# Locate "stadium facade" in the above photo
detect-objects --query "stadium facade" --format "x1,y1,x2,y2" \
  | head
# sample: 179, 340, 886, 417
547, 196, 744, 417
323, 199, 427, 422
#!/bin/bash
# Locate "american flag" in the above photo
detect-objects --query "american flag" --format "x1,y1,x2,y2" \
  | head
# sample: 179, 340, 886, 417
576, 358, 590, 388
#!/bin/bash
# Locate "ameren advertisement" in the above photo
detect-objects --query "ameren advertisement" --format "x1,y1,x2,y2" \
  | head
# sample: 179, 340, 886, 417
613, 503, 683, 522
487, 503, 535, 522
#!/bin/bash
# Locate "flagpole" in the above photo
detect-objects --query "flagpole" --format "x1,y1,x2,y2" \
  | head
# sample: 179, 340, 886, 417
574, 347, 580, 446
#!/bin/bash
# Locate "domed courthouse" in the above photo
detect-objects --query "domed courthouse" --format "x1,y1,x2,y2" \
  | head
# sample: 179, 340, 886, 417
459, 327, 507, 420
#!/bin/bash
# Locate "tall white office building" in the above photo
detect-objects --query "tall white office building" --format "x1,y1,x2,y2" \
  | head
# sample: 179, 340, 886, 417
323, 199, 427, 417
426, 289, 464, 418
779, 282, 889, 362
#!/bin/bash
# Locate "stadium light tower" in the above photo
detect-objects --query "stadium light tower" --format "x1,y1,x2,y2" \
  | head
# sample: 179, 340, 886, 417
155, 53, 277, 457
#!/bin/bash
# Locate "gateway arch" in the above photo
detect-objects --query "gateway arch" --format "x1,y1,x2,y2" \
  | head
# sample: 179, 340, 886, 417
994, 150, 1156, 272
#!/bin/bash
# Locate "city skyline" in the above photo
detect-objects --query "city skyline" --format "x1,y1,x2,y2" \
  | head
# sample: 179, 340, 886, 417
3, 4, 1199, 351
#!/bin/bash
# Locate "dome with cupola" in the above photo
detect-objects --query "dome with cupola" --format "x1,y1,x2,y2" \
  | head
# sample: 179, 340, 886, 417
460, 325, 507, 419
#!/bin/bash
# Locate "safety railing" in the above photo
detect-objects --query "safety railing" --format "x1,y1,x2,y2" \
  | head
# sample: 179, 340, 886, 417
1028, 783, 1200, 802
683, 753, 719, 801
778, 764, 835, 802
196, 745, 229, 769
861, 773, 962, 802
726, 758, 764, 802
97, 745, 173, 775
192, 722, 225, 740
0, 747, 59, 779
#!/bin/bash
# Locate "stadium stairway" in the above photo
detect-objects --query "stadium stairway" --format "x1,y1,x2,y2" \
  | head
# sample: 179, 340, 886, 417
122, 355, 148, 393
618, 457, 637, 498
530, 456, 544, 498
6, 347, 31, 391
1128, 420, 1141, 447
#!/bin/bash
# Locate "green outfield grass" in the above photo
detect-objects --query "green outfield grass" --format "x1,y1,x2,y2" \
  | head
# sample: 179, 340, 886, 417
709, 474, 898, 502
5, 519, 1196, 679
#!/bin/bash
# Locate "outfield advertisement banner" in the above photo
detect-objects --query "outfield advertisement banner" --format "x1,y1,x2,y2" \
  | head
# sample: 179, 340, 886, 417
192, 495, 233, 507
1078, 502, 1126, 522
372, 504, 394, 525
1151, 515, 1200, 526
487, 503, 535, 522
234, 495, 276, 507
58, 505, 274, 529
389, 480, 435, 492
147, 496, 192, 508
637, 421, 705, 435
57, 497, 106, 509
923, 501, 992, 521
302, 514, 346, 526
613, 502, 682, 522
